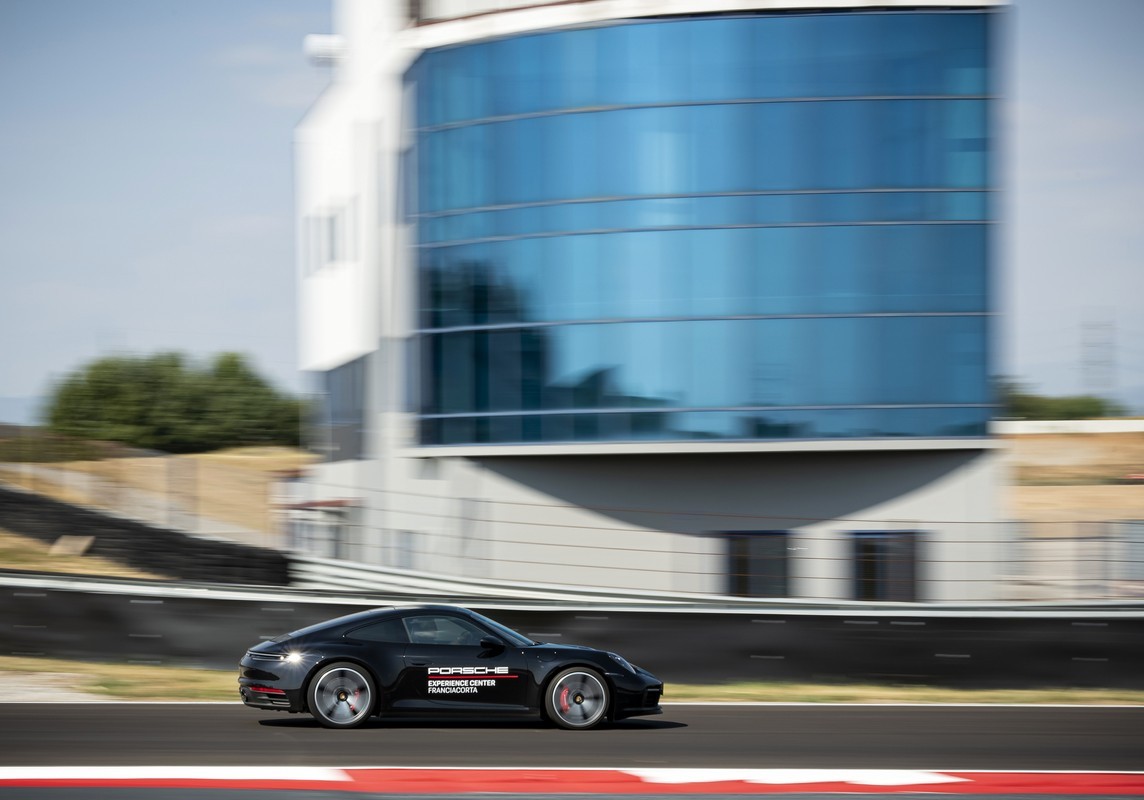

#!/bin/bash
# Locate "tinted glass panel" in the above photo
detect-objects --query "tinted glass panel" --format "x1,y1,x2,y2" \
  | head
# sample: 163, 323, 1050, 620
727, 532, 790, 598
853, 531, 920, 602
402, 615, 488, 646
417, 99, 989, 208
407, 11, 990, 126
408, 10, 993, 446
421, 316, 989, 419
347, 619, 409, 643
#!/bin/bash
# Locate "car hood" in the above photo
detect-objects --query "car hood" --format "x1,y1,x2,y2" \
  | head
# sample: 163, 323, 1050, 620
530, 642, 597, 652
528, 641, 609, 663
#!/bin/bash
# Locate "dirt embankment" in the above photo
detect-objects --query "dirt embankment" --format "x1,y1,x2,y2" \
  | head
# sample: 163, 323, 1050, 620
1003, 433, 1144, 522
0, 446, 315, 535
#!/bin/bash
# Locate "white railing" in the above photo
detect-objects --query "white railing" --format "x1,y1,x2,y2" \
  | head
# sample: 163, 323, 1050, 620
290, 553, 742, 605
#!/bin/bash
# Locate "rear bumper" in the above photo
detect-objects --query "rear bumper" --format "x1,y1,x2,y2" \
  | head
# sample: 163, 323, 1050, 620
238, 656, 306, 712
238, 681, 305, 711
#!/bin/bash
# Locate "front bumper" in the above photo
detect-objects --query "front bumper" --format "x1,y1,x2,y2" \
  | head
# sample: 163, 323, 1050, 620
609, 668, 664, 720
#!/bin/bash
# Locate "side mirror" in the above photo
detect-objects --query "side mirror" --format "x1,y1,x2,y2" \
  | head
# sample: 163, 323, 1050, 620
479, 635, 505, 652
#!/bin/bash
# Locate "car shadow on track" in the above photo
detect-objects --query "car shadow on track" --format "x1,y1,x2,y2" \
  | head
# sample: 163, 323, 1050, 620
256, 716, 686, 731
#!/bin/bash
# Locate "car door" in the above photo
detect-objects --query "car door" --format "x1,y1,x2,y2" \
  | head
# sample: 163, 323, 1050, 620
398, 612, 528, 711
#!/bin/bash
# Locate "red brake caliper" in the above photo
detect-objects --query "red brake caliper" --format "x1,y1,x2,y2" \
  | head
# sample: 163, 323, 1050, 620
559, 687, 571, 713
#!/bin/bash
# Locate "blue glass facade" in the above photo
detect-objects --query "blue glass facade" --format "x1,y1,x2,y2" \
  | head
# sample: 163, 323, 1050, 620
407, 9, 994, 445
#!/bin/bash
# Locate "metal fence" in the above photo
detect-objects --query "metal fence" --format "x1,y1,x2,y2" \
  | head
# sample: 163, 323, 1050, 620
280, 480, 1144, 603
2, 428, 1141, 604
1003, 521, 1144, 601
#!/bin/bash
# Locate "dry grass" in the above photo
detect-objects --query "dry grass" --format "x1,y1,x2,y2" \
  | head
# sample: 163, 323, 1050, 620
1005, 432, 1144, 486
0, 528, 161, 580
1009, 485, 1144, 523
0, 447, 315, 536
667, 681, 1144, 705
185, 448, 315, 534
192, 447, 316, 473
1003, 433, 1144, 522
0, 464, 95, 508
0, 656, 235, 701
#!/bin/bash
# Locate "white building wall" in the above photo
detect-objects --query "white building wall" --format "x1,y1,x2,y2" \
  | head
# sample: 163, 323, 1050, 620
301, 445, 1006, 600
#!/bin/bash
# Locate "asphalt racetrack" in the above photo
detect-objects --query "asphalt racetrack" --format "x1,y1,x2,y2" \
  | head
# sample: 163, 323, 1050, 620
1, 702, 1141, 770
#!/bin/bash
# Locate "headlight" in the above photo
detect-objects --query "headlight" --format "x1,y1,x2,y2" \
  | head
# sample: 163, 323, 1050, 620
607, 652, 634, 672
283, 652, 305, 664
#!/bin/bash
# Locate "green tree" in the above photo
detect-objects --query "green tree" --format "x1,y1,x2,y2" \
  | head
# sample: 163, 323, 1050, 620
996, 377, 1127, 420
46, 352, 302, 452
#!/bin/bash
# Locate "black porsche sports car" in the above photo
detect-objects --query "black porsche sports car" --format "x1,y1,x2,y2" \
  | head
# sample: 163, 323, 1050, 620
238, 604, 663, 730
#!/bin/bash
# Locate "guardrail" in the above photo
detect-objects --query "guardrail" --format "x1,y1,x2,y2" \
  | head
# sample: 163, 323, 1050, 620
2, 573, 1142, 688
291, 554, 758, 604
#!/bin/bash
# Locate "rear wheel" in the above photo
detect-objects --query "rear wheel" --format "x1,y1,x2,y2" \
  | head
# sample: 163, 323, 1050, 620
307, 662, 375, 729
544, 668, 609, 730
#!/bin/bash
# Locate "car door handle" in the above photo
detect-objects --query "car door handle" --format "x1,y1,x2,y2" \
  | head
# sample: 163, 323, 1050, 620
408, 660, 430, 666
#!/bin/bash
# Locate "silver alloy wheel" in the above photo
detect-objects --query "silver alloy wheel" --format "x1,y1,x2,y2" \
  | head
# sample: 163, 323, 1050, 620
547, 669, 608, 730
309, 663, 373, 728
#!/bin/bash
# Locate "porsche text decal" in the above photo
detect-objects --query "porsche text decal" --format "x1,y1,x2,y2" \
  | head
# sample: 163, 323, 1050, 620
427, 666, 517, 694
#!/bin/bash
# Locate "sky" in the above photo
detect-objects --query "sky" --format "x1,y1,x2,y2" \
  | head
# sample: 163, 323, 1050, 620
0, 0, 1142, 425
0, 0, 329, 423
1002, 0, 1144, 409
1000, 0, 1144, 411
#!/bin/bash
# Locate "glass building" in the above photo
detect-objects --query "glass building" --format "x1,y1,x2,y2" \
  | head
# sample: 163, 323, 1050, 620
294, 1, 1006, 602
407, 9, 993, 447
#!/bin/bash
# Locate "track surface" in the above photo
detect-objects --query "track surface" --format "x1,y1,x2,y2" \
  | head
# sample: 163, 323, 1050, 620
1, 703, 1141, 770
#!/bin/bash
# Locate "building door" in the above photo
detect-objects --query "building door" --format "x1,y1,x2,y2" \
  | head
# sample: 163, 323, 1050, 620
726, 531, 790, 597
852, 531, 919, 602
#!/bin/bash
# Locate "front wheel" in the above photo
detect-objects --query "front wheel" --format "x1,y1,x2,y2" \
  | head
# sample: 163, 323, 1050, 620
544, 668, 609, 730
307, 662, 375, 729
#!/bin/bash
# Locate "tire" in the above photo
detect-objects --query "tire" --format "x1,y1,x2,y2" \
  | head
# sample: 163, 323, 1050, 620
307, 662, 376, 729
544, 667, 609, 730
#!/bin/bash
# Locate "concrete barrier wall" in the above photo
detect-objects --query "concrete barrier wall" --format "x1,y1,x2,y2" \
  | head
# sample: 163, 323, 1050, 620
1, 576, 1141, 688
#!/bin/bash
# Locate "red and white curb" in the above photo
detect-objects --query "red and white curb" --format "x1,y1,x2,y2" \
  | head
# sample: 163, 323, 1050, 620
0, 768, 1143, 794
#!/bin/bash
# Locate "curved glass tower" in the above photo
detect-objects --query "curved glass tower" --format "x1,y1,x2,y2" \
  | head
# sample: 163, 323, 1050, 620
408, 9, 992, 446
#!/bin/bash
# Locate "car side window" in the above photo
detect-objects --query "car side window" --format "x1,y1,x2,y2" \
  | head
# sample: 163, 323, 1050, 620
402, 614, 486, 646
346, 618, 410, 643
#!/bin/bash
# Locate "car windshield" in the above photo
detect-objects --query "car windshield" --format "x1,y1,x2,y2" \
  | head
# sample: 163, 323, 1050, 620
469, 610, 537, 647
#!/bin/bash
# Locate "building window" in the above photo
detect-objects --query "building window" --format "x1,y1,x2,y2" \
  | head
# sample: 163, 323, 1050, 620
302, 202, 358, 274
393, 530, 417, 570
852, 531, 920, 602
726, 531, 790, 597
309, 356, 369, 462
287, 508, 346, 558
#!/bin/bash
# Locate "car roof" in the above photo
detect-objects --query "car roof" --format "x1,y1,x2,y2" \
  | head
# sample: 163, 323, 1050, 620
280, 607, 395, 639
281, 604, 475, 640
392, 603, 471, 614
